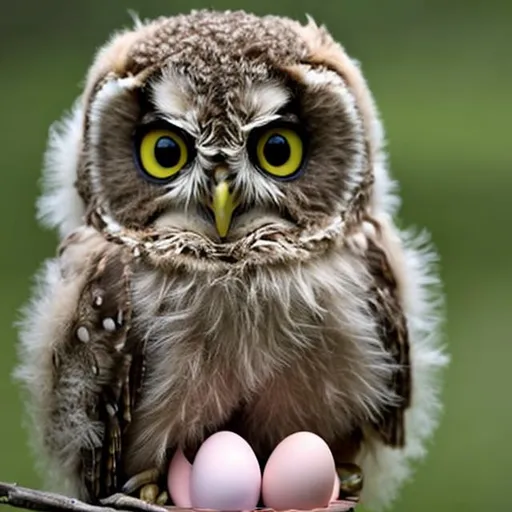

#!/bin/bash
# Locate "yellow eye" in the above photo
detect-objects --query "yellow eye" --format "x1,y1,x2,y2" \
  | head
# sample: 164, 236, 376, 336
254, 126, 305, 179
137, 128, 190, 181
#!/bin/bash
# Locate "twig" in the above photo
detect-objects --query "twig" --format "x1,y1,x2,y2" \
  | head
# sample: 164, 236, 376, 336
0, 482, 357, 512
0, 483, 167, 512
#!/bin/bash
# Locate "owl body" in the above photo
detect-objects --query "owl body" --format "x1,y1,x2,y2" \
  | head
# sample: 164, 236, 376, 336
15, 10, 448, 511
124, 221, 391, 477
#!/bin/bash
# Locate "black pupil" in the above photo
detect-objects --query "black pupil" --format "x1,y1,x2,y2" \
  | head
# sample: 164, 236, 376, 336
263, 134, 291, 167
154, 136, 182, 168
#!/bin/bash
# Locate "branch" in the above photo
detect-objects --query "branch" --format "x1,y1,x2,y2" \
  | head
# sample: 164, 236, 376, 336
0, 483, 167, 512
0, 482, 358, 512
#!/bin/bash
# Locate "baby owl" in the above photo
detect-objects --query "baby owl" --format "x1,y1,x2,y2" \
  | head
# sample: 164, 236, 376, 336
15, 9, 448, 511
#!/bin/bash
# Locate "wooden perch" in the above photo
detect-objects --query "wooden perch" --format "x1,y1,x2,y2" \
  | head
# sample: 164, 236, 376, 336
0, 482, 357, 512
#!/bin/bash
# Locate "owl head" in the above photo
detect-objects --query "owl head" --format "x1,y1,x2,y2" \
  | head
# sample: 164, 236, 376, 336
40, 10, 393, 266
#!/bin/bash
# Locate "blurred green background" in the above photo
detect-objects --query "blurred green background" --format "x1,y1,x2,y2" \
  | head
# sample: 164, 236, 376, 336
0, 1, 509, 511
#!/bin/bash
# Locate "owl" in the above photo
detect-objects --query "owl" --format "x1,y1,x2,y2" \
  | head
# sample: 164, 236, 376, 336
14, 9, 448, 512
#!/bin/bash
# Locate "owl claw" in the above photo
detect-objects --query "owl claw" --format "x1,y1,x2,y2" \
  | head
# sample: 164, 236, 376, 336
121, 468, 161, 495
139, 484, 159, 503
139, 485, 168, 505
336, 463, 363, 501
155, 491, 169, 506
119, 468, 168, 505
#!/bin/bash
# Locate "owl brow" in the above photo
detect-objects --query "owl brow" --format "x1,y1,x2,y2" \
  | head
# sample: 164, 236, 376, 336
241, 108, 301, 133
137, 112, 195, 136
273, 93, 305, 120
136, 86, 182, 127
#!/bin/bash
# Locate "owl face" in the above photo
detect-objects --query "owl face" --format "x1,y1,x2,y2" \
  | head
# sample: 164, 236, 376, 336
77, 11, 373, 243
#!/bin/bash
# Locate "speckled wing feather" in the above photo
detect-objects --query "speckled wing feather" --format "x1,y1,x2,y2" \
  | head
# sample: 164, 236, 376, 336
366, 236, 411, 447
69, 244, 143, 501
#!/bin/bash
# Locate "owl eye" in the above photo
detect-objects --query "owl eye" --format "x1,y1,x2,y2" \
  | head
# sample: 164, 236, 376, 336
250, 124, 305, 180
135, 125, 192, 182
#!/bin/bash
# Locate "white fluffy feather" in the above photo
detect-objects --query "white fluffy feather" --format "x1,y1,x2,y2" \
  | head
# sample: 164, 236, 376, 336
14, 257, 104, 499
37, 100, 85, 239
357, 223, 448, 509
355, 118, 449, 509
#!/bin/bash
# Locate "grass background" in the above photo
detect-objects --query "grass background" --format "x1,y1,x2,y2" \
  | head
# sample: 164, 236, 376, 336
0, 1, 510, 511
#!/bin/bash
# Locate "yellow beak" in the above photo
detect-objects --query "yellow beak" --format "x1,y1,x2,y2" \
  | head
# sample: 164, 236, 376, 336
211, 167, 236, 238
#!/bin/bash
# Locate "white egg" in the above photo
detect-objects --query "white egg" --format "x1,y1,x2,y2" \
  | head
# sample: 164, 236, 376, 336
190, 431, 262, 511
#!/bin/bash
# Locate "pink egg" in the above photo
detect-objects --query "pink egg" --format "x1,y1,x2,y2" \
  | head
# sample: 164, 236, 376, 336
190, 431, 261, 511
262, 431, 336, 511
167, 448, 193, 507
330, 474, 340, 503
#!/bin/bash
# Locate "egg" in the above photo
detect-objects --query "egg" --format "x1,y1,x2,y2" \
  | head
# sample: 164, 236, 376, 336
331, 474, 341, 502
167, 448, 193, 507
190, 431, 262, 511
262, 431, 336, 511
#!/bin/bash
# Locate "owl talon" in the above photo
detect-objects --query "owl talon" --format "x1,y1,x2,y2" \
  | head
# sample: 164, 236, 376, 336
122, 470, 169, 505
122, 468, 161, 495
156, 491, 169, 506
139, 484, 159, 503
336, 463, 363, 501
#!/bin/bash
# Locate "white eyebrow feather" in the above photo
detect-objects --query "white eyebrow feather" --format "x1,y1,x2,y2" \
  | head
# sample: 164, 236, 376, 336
240, 82, 291, 132
150, 69, 200, 137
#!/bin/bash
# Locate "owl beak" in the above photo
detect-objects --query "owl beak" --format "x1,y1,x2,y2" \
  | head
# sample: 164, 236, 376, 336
211, 166, 236, 238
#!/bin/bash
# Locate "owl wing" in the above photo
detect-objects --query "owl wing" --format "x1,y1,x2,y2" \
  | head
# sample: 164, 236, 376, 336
365, 235, 411, 447
65, 239, 144, 500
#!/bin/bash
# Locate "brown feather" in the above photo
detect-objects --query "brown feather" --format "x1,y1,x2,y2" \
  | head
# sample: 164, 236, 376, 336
365, 233, 411, 447
71, 242, 142, 500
